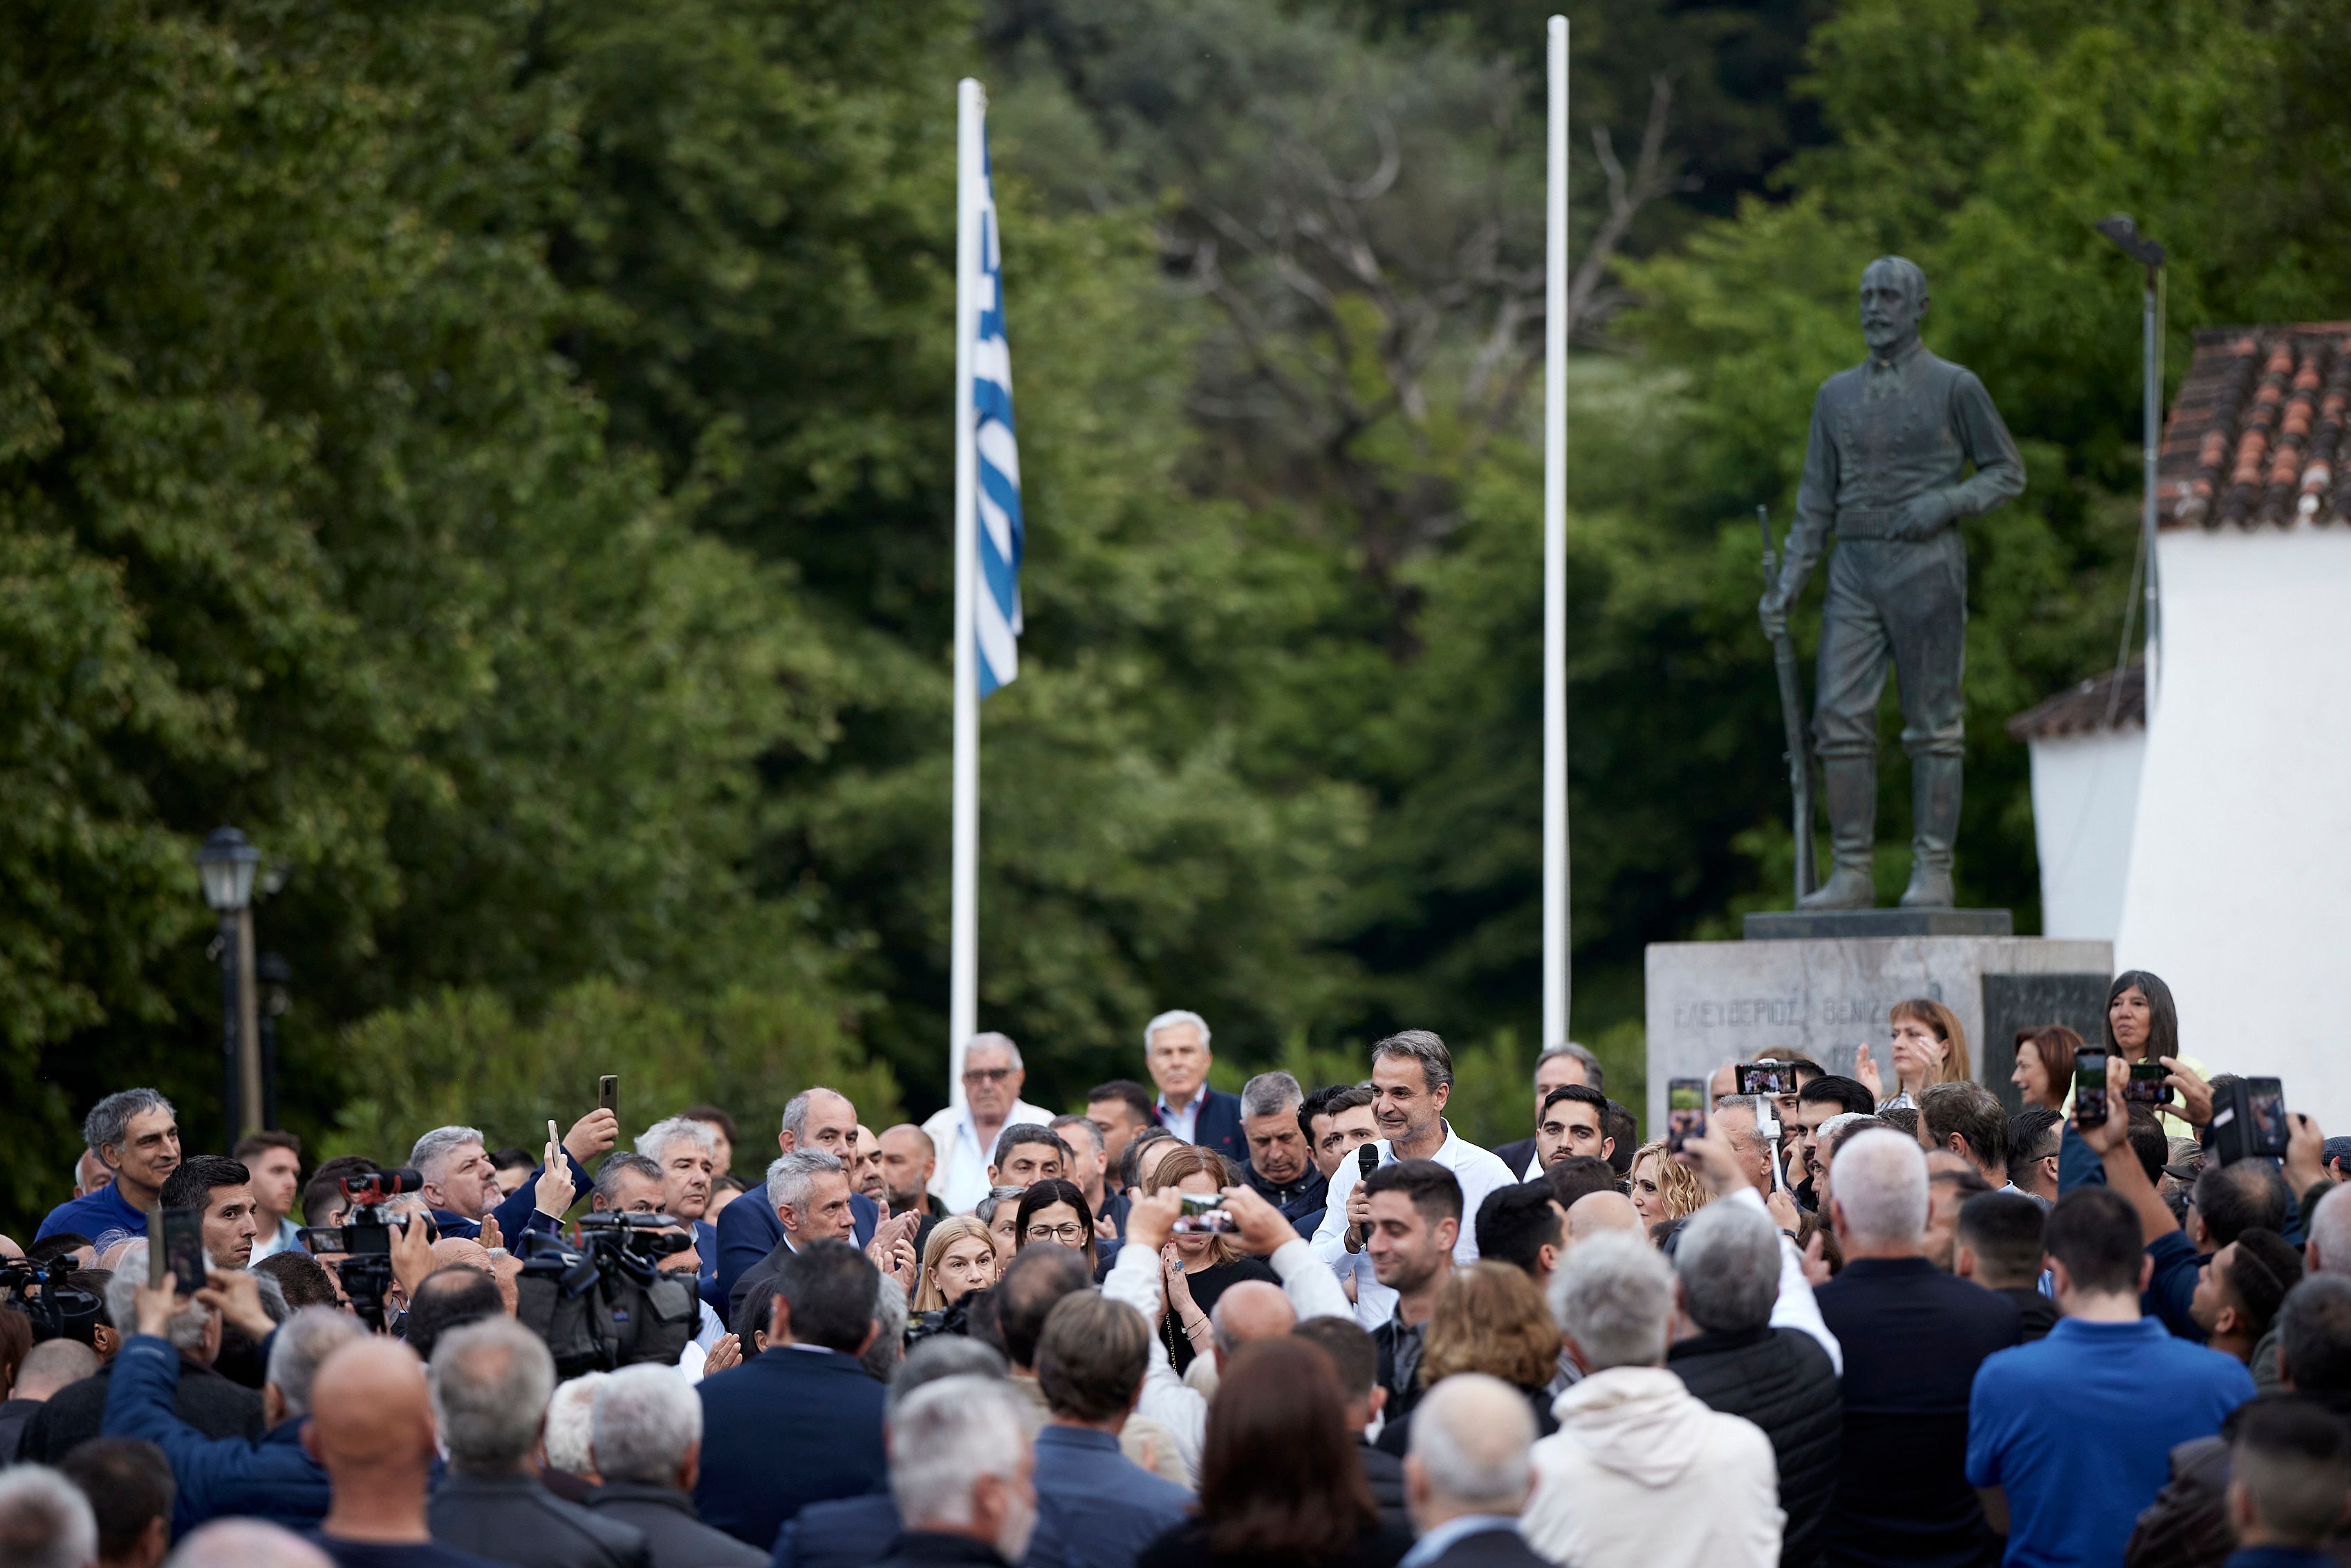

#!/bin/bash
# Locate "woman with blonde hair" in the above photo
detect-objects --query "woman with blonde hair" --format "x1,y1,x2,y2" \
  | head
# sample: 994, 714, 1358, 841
1862, 996, 1970, 1109
912, 1215, 997, 1312
1626, 1141, 1708, 1229
1371, 1262, 1561, 1456
1146, 1145, 1277, 1372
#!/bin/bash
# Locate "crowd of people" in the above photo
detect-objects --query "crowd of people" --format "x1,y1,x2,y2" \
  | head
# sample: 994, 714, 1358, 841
2, 980, 2348, 1568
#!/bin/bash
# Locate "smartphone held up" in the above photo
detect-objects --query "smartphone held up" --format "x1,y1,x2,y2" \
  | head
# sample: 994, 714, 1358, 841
1666, 1078, 1707, 1154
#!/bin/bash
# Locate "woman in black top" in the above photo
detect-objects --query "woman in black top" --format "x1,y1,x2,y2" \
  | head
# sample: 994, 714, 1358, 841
1137, 1337, 1410, 1568
1146, 1146, 1276, 1372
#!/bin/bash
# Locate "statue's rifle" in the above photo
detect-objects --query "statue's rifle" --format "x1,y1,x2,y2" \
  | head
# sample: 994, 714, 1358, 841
1758, 506, 1819, 900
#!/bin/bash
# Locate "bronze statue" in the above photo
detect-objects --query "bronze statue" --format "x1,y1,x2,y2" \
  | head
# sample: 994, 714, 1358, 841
1758, 258, 2025, 910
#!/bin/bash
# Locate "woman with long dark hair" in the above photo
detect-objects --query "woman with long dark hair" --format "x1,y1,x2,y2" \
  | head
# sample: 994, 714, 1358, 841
1137, 1337, 1410, 1568
1012, 1178, 1100, 1276
2105, 969, 2179, 1063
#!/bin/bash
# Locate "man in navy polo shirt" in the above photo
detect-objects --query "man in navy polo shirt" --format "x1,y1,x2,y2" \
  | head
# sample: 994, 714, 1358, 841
1967, 1168, 2254, 1566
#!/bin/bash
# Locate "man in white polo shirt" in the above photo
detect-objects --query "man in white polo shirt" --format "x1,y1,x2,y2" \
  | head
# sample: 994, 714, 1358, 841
920, 1032, 1052, 1214
1313, 1029, 1515, 1330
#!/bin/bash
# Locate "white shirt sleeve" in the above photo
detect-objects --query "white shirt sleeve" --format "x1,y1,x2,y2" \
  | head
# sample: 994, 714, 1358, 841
1727, 1186, 1841, 1375
1312, 1154, 1362, 1266
1102, 1240, 1205, 1476
1267, 1238, 1352, 1323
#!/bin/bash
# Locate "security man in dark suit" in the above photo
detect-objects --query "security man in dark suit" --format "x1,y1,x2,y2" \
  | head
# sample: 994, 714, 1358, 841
694, 1241, 888, 1549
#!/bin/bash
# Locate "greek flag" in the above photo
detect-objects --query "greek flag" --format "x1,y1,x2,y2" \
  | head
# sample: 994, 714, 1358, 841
972, 133, 1023, 698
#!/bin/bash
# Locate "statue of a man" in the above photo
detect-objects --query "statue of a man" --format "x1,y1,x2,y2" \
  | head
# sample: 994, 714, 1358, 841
1759, 257, 2025, 910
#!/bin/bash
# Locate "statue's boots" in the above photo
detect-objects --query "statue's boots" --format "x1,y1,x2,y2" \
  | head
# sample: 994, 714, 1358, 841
1899, 754, 1962, 909
1799, 756, 1877, 911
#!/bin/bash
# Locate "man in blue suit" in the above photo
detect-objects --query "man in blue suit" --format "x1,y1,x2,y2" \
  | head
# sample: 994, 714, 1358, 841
1144, 1010, 1250, 1173
714, 1089, 880, 1307
696, 1241, 888, 1549
415, 1111, 614, 1246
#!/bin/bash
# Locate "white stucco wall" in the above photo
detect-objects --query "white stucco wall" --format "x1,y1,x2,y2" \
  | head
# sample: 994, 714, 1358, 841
2027, 727, 2145, 943
2114, 524, 2351, 1112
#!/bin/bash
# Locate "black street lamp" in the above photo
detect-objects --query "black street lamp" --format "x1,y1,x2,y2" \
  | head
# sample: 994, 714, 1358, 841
197, 827, 265, 1142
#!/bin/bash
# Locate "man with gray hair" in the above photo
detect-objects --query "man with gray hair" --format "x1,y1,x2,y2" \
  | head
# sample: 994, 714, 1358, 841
714, 1088, 884, 1308
0, 1464, 98, 1568
1812, 1130, 2020, 1567
1402, 1372, 1546, 1568
771, 1339, 1014, 1568
1494, 1044, 1604, 1182
1238, 1071, 1328, 1234
163, 1520, 333, 1568
427, 1318, 650, 1568
922, 1037, 1053, 1215
633, 1117, 719, 1294
1142, 1010, 1247, 1169
1665, 1200, 1841, 1568
584, 1365, 763, 1567
870, 1376, 1037, 1568
39, 1089, 180, 1251
98, 1287, 360, 1533
26, 1249, 259, 1468
725, 1150, 865, 1326
1522, 1232, 1781, 1567
411, 1119, 593, 1246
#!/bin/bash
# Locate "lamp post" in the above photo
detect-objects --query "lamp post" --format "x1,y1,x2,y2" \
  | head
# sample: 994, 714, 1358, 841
197, 828, 264, 1141
2095, 213, 2166, 698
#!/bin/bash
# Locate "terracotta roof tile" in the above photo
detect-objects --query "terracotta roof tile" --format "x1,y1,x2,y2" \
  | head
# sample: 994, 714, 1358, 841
2162, 325, 2351, 528
2006, 662, 2146, 741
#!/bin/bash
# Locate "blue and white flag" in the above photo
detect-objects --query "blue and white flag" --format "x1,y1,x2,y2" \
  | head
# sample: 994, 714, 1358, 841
972, 133, 1023, 698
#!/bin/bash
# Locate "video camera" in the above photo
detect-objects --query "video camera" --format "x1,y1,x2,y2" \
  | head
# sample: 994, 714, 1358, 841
297, 1166, 425, 1331
0, 1258, 104, 1346
513, 1212, 697, 1379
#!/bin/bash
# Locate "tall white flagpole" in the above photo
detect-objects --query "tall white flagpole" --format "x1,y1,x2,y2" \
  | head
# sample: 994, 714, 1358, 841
1541, 17, 1572, 1049
949, 77, 984, 1113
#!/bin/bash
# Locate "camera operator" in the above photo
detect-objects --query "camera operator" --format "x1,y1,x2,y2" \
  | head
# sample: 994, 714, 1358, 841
588, 1155, 738, 1381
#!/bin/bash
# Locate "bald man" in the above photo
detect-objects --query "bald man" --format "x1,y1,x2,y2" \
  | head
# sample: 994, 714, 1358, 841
1565, 1192, 1641, 1243
167, 1520, 335, 1568
304, 1338, 498, 1567
1209, 1281, 1296, 1355
1404, 1373, 1545, 1568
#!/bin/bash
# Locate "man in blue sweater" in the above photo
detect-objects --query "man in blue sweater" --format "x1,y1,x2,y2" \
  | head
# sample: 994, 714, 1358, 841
1968, 1170, 2254, 1567
103, 1275, 362, 1534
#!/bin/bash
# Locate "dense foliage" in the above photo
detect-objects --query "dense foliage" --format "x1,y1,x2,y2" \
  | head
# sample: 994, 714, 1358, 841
4, 0, 2345, 1229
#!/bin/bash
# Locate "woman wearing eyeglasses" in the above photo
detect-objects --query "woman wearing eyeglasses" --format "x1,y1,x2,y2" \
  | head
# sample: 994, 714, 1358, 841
1012, 1177, 1102, 1277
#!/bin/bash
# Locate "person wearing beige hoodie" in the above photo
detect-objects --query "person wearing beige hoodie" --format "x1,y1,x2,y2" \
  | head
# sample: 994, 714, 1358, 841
1518, 1231, 1782, 1568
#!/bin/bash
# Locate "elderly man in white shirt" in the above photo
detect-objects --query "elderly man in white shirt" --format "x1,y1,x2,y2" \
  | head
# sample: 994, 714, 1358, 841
920, 1032, 1053, 1214
1312, 1030, 1516, 1330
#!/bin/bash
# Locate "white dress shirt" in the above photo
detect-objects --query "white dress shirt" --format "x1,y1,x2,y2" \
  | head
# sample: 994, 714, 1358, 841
1310, 1121, 1516, 1330
920, 1098, 1054, 1215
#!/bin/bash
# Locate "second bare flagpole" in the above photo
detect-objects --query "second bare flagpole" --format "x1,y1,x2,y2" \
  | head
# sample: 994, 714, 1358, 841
949, 77, 983, 1114
1542, 16, 1572, 1048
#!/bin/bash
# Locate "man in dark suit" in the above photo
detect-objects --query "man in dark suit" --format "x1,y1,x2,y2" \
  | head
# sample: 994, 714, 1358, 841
1400, 1374, 1550, 1568
725, 1152, 907, 1329
696, 1241, 888, 1549
1143, 1009, 1249, 1171
1489, 1045, 1603, 1182
425, 1318, 651, 1568
582, 1365, 763, 1568
1814, 1128, 2020, 1568
714, 1089, 881, 1307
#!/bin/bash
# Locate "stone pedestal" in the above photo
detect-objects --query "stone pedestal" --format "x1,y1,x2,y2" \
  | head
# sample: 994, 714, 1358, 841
1643, 928, 2112, 1136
